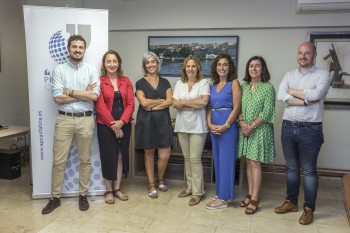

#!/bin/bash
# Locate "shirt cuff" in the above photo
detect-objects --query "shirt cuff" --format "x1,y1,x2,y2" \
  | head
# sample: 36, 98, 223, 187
304, 89, 308, 101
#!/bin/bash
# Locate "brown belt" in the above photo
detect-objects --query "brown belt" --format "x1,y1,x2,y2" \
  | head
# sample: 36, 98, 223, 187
58, 110, 93, 117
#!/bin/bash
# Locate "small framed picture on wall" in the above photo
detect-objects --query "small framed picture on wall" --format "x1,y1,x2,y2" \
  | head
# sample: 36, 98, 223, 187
309, 31, 350, 109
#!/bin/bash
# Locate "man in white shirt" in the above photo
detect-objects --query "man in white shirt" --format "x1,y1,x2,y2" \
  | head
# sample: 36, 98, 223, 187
274, 42, 331, 225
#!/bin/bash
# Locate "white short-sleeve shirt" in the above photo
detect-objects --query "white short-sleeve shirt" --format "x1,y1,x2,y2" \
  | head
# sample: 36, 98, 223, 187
173, 78, 210, 133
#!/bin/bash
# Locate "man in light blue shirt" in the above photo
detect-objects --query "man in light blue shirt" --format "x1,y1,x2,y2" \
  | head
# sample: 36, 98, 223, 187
274, 42, 331, 225
42, 35, 100, 215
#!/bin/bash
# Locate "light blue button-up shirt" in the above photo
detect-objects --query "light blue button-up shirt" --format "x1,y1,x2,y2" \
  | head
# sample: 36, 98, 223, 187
51, 60, 100, 113
277, 66, 331, 122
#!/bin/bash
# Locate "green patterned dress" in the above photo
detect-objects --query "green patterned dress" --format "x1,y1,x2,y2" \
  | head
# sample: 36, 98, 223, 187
237, 81, 276, 163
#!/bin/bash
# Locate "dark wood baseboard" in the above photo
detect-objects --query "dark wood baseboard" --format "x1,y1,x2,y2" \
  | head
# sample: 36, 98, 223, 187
343, 174, 350, 226
261, 164, 350, 178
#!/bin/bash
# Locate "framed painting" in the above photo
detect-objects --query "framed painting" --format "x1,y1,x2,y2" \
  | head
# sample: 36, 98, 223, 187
308, 32, 350, 109
148, 36, 239, 77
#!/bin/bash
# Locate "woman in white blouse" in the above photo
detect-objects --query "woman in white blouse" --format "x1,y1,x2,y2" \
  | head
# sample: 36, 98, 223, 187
173, 55, 210, 206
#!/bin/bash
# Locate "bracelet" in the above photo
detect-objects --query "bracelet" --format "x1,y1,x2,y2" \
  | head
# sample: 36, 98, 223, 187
224, 122, 230, 128
251, 122, 257, 129
71, 90, 74, 97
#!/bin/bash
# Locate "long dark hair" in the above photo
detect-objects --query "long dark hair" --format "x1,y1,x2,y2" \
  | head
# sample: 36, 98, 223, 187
210, 54, 237, 84
243, 56, 271, 83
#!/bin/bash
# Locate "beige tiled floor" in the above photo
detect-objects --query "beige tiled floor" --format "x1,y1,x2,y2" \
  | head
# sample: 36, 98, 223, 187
0, 165, 349, 233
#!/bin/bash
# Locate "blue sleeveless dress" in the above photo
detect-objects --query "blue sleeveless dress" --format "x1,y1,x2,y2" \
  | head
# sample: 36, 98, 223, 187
209, 81, 238, 200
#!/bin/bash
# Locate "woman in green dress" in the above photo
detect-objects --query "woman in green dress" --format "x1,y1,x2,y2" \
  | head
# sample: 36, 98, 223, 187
237, 56, 276, 215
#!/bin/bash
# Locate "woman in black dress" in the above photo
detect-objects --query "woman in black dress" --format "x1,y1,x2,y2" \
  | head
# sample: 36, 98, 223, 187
135, 51, 173, 198
95, 50, 134, 204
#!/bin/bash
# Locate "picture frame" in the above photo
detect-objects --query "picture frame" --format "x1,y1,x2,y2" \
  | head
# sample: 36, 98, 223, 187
148, 36, 239, 77
308, 32, 350, 109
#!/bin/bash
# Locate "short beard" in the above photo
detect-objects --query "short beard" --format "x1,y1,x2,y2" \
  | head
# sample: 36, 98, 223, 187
70, 56, 83, 62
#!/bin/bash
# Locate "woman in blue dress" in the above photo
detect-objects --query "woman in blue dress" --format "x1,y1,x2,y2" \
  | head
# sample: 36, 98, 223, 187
206, 54, 242, 209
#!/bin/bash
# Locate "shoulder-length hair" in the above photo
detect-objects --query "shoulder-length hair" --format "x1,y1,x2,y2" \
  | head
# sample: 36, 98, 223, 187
100, 49, 124, 77
142, 51, 161, 76
243, 56, 271, 83
181, 55, 204, 83
210, 54, 237, 84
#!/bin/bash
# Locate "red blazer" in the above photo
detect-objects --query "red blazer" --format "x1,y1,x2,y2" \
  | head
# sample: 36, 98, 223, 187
95, 75, 134, 129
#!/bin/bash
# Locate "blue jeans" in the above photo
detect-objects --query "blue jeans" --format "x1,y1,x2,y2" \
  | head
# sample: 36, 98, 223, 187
281, 120, 324, 211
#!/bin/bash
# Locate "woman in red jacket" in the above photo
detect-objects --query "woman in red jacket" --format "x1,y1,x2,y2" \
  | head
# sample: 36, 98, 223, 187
95, 50, 134, 204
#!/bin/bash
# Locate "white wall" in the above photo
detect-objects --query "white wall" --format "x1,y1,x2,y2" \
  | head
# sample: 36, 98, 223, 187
107, 27, 350, 170
86, 0, 350, 170
0, 0, 29, 125
1, 0, 350, 170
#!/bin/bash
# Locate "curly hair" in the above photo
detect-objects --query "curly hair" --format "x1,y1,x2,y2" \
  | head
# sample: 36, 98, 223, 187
243, 56, 271, 83
210, 54, 237, 84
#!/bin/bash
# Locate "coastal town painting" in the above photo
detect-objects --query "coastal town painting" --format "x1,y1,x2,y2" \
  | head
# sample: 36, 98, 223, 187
148, 36, 239, 77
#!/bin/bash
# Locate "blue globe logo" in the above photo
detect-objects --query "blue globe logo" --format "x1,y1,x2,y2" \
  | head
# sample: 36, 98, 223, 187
49, 30, 69, 64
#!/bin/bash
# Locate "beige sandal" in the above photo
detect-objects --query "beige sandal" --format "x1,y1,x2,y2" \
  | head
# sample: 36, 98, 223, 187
104, 191, 115, 204
206, 198, 228, 210
113, 189, 129, 201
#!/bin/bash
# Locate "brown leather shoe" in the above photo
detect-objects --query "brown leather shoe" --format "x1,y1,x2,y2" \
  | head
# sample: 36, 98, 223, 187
79, 195, 89, 211
178, 189, 192, 198
42, 197, 61, 215
299, 207, 314, 225
274, 200, 298, 214
188, 195, 201, 206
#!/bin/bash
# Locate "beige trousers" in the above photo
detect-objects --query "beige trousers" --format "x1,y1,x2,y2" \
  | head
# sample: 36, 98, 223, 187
177, 132, 207, 196
51, 114, 95, 198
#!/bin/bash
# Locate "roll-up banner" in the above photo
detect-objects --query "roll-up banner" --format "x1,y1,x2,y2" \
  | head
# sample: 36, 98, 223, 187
23, 5, 108, 198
